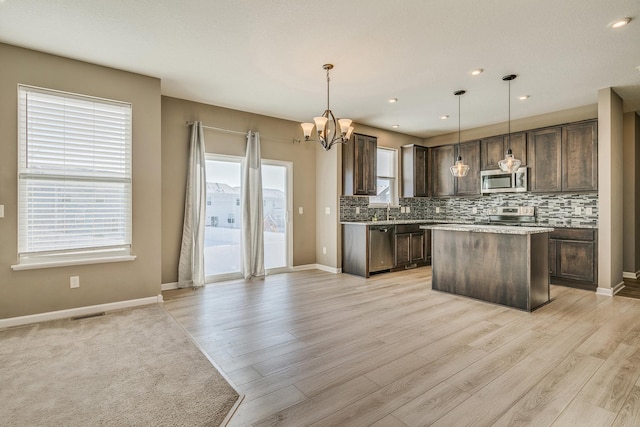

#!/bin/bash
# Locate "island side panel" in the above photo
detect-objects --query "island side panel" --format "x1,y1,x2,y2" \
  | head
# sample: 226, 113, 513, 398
529, 232, 550, 310
432, 229, 530, 310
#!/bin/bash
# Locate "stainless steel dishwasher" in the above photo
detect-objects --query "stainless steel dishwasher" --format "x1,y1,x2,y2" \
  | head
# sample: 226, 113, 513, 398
369, 225, 395, 272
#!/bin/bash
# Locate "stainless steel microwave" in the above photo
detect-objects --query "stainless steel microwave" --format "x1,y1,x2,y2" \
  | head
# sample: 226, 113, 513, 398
480, 167, 527, 193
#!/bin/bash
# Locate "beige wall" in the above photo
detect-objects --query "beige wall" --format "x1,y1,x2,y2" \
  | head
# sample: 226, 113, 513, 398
598, 88, 625, 291
623, 112, 640, 277
161, 96, 318, 284
0, 43, 162, 319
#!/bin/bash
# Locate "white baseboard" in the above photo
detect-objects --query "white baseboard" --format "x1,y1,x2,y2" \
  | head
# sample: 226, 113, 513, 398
623, 270, 640, 280
597, 280, 625, 297
292, 264, 342, 274
0, 294, 163, 329
161, 282, 179, 291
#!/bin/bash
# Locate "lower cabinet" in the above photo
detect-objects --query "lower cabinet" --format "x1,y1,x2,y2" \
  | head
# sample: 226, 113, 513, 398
549, 228, 597, 290
393, 224, 431, 269
342, 223, 431, 277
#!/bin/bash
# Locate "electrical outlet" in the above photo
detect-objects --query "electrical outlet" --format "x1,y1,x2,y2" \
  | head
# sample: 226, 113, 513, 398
70, 276, 80, 288
400, 207, 405, 213
325, 207, 330, 215
574, 206, 582, 215
586, 207, 593, 216
472, 207, 478, 214
322, 247, 327, 254
355, 207, 360, 214
436, 207, 441, 213
298, 207, 303, 214
406, 206, 410, 213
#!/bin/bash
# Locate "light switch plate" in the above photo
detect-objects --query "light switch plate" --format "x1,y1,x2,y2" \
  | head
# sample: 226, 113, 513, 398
325, 207, 330, 215
406, 206, 410, 213
436, 207, 440, 213
575, 207, 582, 215
355, 207, 360, 214
298, 207, 303, 214
586, 207, 593, 215
0, 205, 4, 218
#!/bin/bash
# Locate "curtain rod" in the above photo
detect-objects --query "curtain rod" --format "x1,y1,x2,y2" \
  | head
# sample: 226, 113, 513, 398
186, 121, 301, 144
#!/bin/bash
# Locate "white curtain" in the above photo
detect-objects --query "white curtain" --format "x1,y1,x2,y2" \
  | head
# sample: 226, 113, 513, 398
242, 131, 265, 278
178, 122, 206, 288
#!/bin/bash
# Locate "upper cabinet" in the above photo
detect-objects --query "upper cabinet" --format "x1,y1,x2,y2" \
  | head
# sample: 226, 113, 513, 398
430, 141, 480, 197
343, 133, 377, 196
562, 121, 597, 192
455, 140, 481, 196
480, 132, 527, 170
527, 127, 562, 192
528, 120, 597, 193
402, 144, 429, 197
431, 145, 455, 196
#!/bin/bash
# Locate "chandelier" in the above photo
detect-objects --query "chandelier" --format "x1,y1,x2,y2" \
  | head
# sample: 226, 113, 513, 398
301, 64, 354, 151
498, 74, 522, 173
450, 90, 470, 177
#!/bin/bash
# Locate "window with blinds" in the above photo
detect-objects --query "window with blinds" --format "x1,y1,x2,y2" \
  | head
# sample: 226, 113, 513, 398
17, 85, 132, 266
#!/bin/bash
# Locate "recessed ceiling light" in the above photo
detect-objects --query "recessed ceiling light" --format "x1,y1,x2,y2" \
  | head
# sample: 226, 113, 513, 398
440, 115, 450, 120
519, 95, 530, 100
388, 98, 398, 103
471, 68, 484, 76
610, 17, 631, 29
392, 124, 400, 128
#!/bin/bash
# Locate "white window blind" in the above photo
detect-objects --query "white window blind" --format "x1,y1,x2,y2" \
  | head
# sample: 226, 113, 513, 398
370, 147, 398, 206
17, 85, 132, 265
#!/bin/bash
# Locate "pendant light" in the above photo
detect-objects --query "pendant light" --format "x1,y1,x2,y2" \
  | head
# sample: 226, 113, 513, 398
498, 74, 522, 173
301, 64, 354, 151
450, 90, 470, 177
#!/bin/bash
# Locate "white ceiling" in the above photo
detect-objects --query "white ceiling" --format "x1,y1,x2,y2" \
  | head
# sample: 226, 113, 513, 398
1, 0, 639, 138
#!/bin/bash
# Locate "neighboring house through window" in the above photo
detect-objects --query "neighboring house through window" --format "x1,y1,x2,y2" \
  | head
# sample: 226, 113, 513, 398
13, 85, 133, 269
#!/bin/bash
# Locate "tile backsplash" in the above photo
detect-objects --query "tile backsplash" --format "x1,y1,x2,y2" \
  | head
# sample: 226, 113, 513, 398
340, 193, 599, 228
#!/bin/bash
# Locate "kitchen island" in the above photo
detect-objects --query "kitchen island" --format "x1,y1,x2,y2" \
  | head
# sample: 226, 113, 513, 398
421, 224, 554, 312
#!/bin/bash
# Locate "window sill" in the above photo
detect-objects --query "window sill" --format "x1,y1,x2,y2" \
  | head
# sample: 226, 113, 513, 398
11, 255, 137, 271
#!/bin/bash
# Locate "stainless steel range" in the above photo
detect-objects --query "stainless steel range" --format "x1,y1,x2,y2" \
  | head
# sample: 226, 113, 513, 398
481, 206, 536, 226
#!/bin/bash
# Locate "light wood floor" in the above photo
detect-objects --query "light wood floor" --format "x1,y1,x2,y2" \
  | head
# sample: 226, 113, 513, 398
618, 278, 640, 300
163, 268, 640, 426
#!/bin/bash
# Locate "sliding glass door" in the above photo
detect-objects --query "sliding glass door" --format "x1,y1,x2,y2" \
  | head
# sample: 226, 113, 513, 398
262, 161, 292, 273
204, 154, 291, 281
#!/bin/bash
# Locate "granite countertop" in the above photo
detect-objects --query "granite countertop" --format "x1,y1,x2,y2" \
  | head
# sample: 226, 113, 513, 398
340, 219, 470, 226
421, 223, 554, 235
340, 220, 597, 229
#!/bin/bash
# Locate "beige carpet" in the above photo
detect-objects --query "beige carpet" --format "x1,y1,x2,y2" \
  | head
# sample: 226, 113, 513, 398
0, 304, 240, 426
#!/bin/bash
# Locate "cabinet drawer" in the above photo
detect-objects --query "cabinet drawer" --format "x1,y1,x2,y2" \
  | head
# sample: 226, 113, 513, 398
550, 228, 594, 241
396, 224, 421, 234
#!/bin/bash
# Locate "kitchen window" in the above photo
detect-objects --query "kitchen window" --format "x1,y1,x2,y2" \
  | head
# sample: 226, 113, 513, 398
12, 85, 134, 270
370, 146, 398, 207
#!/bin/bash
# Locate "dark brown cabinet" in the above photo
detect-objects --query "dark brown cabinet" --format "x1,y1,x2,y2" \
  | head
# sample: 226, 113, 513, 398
394, 224, 430, 268
527, 126, 562, 192
343, 133, 377, 196
481, 132, 527, 170
549, 228, 597, 290
562, 121, 597, 192
402, 144, 429, 197
431, 142, 480, 197
528, 120, 597, 193
455, 140, 481, 196
431, 145, 455, 196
